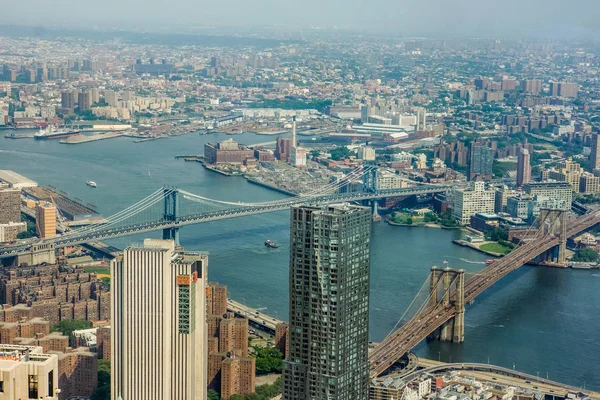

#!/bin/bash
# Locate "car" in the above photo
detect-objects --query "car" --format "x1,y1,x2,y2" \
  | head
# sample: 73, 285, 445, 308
533, 386, 538, 389
525, 381, 531, 384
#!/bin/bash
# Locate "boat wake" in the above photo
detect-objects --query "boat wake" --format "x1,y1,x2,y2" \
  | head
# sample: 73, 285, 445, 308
459, 258, 485, 265
492, 324, 505, 328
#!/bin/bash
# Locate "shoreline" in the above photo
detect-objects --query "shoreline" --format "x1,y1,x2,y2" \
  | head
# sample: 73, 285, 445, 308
386, 219, 461, 230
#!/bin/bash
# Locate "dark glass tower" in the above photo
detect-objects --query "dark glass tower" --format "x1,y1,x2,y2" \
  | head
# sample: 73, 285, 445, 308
283, 204, 371, 400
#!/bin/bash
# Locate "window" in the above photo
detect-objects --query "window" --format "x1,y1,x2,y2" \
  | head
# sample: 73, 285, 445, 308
48, 370, 53, 396
0, 380, 3, 393
28, 375, 38, 399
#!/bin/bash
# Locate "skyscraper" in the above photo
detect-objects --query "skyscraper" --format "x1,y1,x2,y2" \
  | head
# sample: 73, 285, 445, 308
468, 143, 494, 181
111, 239, 207, 400
517, 149, 531, 187
590, 133, 600, 171
283, 204, 371, 400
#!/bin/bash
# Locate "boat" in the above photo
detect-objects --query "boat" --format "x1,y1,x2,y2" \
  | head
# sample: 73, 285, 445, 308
86, 181, 97, 188
485, 259, 496, 265
265, 240, 278, 248
34, 125, 81, 140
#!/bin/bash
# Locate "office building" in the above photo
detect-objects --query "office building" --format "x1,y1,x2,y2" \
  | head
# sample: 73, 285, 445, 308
452, 182, 496, 225
283, 204, 371, 400
0, 188, 20, 225
468, 143, 494, 181
523, 182, 572, 209
0, 344, 60, 399
37, 201, 57, 239
111, 239, 208, 400
590, 133, 600, 171
517, 149, 531, 187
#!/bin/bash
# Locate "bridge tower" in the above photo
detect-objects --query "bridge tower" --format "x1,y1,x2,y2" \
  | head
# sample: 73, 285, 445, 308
537, 208, 567, 265
428, 266, 465, 343
162, 187, 180, 245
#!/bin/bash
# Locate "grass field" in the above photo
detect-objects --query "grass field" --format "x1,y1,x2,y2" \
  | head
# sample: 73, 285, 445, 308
480, 242, 512, 255
84, 267, 110, 275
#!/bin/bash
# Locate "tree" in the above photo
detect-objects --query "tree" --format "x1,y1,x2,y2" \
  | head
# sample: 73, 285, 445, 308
406, 217, 413, 225
207, 389, 220, 400
572, 248, 599, 262
252, 346, 283, 374
51, 320, 92, 337
485, 226, 508, 242
91, 360, 110, 400
330, 146, 352, 161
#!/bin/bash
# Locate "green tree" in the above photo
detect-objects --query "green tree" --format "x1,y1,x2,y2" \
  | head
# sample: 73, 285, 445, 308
91, 359, 110, 400
485, 226, 508, 242
572, 248, 599, 262
51, 320, 92, 337
330, 146, 352, 161
406, 217, 413, 225
252, 346, 283, 374
207, 389, 220, 400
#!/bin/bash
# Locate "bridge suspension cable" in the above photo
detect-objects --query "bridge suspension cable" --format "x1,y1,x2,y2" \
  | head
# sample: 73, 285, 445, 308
47, 188, 174, 242
179, 165, 378, 207
384, 272, 432, 339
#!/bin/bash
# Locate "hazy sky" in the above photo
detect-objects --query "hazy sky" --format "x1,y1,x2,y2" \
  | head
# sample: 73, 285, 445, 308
10, 0, 600, 37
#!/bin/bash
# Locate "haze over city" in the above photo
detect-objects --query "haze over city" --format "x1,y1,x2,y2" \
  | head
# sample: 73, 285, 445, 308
8, 0, 600, 37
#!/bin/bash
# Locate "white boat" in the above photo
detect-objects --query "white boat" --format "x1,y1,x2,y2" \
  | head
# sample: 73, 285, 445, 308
34, 125, 81, 140
86, 181, 97, 188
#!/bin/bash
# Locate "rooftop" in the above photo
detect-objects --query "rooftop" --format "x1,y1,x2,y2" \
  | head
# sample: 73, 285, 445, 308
0, 170, 38, 188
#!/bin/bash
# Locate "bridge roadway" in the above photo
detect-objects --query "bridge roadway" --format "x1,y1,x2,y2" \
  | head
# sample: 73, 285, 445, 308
0, 185, 450, 259
369, 211, 600, 378
226, 299, 284, 333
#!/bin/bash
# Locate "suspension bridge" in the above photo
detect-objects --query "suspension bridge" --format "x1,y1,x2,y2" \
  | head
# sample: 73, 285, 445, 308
0, 166, 450, 259
368, 208, 600, 378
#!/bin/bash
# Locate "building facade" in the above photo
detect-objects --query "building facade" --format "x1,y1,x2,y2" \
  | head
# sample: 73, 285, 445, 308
516, 148, 531, 187
111, 239, 207, 400
283, 204, 371, 400
0, 188, 20, 225
0, 344, 60, 399
452, 182, 496, 225
467, 143, 494, 181
37, 201, 57, 239
523, 182, 573, 209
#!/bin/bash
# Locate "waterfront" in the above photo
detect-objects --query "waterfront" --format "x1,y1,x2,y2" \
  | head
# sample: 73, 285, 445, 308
1, 132, 598, 389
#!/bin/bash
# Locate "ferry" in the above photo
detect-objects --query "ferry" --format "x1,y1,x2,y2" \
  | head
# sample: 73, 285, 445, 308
265, 240, 278, 249
86, 181, 97, 188
34, 125, 81, 140
485, 259, 496, 265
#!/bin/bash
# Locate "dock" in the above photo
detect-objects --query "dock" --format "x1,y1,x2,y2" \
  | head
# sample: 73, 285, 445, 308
227, 299, 284, 334
60, 132, 126, 144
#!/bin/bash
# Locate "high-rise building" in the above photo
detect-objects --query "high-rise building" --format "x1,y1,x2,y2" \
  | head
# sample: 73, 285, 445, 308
104, 90, 118, 107
96, 326, 111, 360
207, 282, 228, 316
467, 143, 494, 181
517, 149, 531, 187
283, 204, 371, 400
357, 146, 376, 161
590, 133, 600, 171
36, 201, 57, 239
275, 137, 292, 161
275, 322, 288, 359
452, 182, 496, 225
0, 188, 20, 224
78, 91, 91, 111
521, 79, 542, 95
61, 91, 76, 110
111, 239, 207, 400
221, 356, 256, 399
579, 172, 600, 194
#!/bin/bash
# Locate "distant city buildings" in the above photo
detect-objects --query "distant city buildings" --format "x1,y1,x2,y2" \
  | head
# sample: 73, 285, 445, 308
111, 239, 207, 400
516, 148, 531, 187
36, 201, 57, 239
467, 142, 494, 181
283, 204, 371, 400
204, 139, 254, 165
0, 187, 26, 242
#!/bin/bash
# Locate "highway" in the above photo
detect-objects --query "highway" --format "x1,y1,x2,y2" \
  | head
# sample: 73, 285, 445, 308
227, 299, 284, 333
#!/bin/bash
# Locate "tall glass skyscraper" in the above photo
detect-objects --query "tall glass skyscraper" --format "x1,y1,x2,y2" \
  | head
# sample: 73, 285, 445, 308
283, 204, 371, 400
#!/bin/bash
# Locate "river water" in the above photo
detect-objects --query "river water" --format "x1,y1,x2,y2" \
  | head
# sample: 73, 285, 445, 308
1, 132, 598, 389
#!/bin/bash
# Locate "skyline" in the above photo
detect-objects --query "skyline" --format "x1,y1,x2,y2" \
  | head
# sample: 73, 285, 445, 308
7, 0, 600, 39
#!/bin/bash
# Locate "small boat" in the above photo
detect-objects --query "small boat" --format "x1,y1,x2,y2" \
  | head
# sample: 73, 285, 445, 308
265, 240, 278, 248
485, 259, 496, 265
86, 180, 97, 188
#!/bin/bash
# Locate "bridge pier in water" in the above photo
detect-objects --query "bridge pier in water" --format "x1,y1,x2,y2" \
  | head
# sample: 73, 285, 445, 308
428, 266, 465, 343
162, 187, 180, 246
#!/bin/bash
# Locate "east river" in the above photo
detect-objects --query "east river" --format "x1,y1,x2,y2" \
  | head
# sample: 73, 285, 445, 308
1, 132, 598, 389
